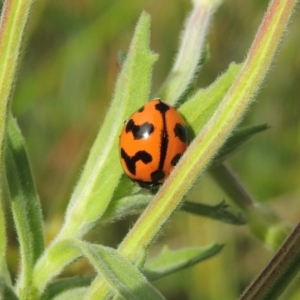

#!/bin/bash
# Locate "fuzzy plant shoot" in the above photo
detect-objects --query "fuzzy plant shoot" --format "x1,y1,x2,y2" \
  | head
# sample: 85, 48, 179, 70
0, 0, 299, 299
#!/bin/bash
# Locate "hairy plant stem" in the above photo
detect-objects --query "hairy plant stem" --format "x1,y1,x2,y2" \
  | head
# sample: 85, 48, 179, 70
240, 222, 300, 300
0, 0, 35, 298
210, 163, 254, 209
0, 0, 33, 154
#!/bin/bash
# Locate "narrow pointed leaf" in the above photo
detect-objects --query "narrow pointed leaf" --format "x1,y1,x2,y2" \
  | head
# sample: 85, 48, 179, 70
62, 11, 158, 239
70, 240, 165, 300
182, 200, 246, 225
42, 276, 94, 300
112, 175, 141, 200
5, 116, 44, 293
144, 244, 223, 281
0, 0, 35, 284
102, 194, 152, 223
51, 288, 88, 300
158, 0, 221, 105
0, 277, 19, 300
212, 124, 269, 165
103, 195, 246, 226
6, 116, 44, 258
0, 262, 12, 288
179, 63, 242, 135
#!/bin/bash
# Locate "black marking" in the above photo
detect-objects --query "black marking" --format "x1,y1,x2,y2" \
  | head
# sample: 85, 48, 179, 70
133, 179, 161, 190
174, 123, 188, 143
155, 100, 170, 114
155, 100, 170, 175
125, 119, 135, 133
121, 148, 152, 175
151, 169, 165, 182
138, 105, 145, 113
125, 119, 154, 140
171, 153, 183, 166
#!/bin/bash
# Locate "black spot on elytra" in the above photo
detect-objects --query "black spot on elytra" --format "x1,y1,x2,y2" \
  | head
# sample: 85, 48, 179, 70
151, 169, 165, 182
138, 106, 145, 113
171, 153, 183, 166
174, 123, 188, 143
121, 148, 152, 175
125, 119, 134, 133
125, 119, 154, 140
155, 100, 170, 114
133, 179, 160, 190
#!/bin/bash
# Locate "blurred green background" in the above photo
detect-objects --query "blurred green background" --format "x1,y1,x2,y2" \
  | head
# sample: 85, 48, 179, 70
5, 0, 300, 299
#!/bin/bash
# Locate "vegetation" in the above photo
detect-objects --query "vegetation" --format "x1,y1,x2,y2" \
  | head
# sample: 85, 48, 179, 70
0, 0, 299, 299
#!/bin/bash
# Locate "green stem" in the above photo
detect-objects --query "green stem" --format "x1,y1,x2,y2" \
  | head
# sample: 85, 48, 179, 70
0, 0, 33, 147
158, 0, 221, 105
210, 163, 254, 210
0, 0, 34, 295
240, 222, 300, 300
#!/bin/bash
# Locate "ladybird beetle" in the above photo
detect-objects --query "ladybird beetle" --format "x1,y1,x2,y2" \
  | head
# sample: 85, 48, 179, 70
119, 98, 188, 189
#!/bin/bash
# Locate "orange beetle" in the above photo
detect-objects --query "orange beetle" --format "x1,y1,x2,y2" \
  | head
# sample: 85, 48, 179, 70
119, 98, 188, 189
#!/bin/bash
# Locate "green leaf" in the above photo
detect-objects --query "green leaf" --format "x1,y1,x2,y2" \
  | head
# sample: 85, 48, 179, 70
0, 0, 35, 286
0, 276, 19, 300
33, 240, 80, 296
42, 276, 93, 300
39, 243, 223, 300
0, 262, 12, 289
34, 11, 158, 294
182, 200, 246, 225
212, 124, 269, 165
51, 288, 88, 300
111, 175, 141, 201
0, 0, 34, 158
37, 239, 165, 299
179, 62, 242, 136
62, 11, 158, 239
6, 116, 44, 258
158, 0, 221, 105
144, 244, 224, 281
103, 195, 246, 226
246, 204, 291, 251
5, 116, 44, 295
70, 240, 165, 300
101, 193, 152, 223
